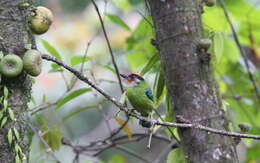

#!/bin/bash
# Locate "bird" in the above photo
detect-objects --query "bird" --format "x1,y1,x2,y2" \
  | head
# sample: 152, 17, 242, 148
120, 73, 155, 128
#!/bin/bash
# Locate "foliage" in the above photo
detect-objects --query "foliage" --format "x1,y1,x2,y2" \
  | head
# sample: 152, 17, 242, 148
26, 0, 260, 162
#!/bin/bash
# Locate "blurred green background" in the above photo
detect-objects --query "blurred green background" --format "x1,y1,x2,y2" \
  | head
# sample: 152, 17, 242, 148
28, 0, 260, 162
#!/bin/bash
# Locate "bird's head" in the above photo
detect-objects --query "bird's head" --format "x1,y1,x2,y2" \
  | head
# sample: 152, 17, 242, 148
120, 73, 144, 86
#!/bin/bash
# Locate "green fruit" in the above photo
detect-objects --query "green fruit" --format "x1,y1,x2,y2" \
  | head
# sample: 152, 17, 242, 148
23, 50, 42, 76
0, 54, 23, 77
29, 6, 53, 35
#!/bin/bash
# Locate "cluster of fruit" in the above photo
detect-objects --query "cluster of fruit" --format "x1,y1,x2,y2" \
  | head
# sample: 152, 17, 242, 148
0, 50, 42, 78
0, 6, 53, 79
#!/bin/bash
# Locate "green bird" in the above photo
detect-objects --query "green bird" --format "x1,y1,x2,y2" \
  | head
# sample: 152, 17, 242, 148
120, 73, 155, 127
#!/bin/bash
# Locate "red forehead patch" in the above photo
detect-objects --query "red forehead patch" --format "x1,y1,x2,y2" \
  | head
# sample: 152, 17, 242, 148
128, 73, 144, 80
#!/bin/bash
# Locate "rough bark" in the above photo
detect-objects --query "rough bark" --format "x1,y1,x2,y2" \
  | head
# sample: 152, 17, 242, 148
0, 0, 32, 162
148, 1, 238, 162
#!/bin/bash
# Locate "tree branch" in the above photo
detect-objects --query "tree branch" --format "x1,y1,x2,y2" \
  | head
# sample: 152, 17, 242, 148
27, 120, 60, 163
114, 145, 150, 163
90, 0, 124, 93
41, 54, 260, 140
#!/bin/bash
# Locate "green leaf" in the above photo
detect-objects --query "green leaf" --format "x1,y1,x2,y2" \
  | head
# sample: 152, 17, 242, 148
40, 125, 63, 151
55, 88, 92, 110
15, 154, 21, 163
0, 117, 7, 128
167, 149, 186, 163
127, 51, 149, 70
13, 128, 20, 140
51, 63, 61, 70
126, 17, 156, 70
213, 32, 224, 62
114, 117, 132, 139
41, 39, 62, 60
3, 86, 8, 98
104, 65, 116, 74
27, 126, 34, 147
35, 115, 47, 128
49, 68, 64, 73
246, 143, 260, 162
202, 6, 230, 32
112, 0, 130, 12
3, 99, 8, 110
109, 154, 126, 163
63, 105, 97, 121
15, 143, 20, 153
119, 91, 127, 104
140, 53, 160, 76
70, 56, 92, 66
0, 111, 3, 120
164, 92, 177, 137
8, 108, 15, 121
105, 13, 131, 31
154, 72, 165, 106
7, 128, 13, 145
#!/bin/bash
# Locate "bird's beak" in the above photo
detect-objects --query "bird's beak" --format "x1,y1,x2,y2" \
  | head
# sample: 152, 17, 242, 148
120, 74, 129, 79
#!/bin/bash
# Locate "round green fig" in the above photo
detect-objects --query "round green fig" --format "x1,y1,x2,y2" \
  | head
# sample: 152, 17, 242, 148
0, 54, 23, 77
23, 49, 42, 76
29, 6, 53, 35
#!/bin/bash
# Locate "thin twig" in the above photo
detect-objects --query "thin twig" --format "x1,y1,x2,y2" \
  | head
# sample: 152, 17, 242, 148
27, 121, 60, 163
111, 133, 172, 144
30, 39, 94, 115
90, 70, 113, 135
115, 145, 150, 163
61, 71, 70, 90
219, 0, 260, 107
153, 109, 180, 144
29, 102, 57, 115
153, 141, 176, 163
227, 84, 259, 129
68, 39, 93, 91
41, 54, 260, 140
136, 9, 153, 28
103, 116, 130, 142
90, 0, 124, 93
62, 133, 174, 156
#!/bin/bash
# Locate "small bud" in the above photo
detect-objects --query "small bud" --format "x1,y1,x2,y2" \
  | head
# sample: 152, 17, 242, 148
19, 2, 30, 8
197, 38, 212, 52
205, 0, 216, 7
238, 123, 251, 133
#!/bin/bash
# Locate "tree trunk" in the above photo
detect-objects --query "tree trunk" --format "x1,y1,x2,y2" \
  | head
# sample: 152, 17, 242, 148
0, 0, 32, 162
148, 1, 238, 162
